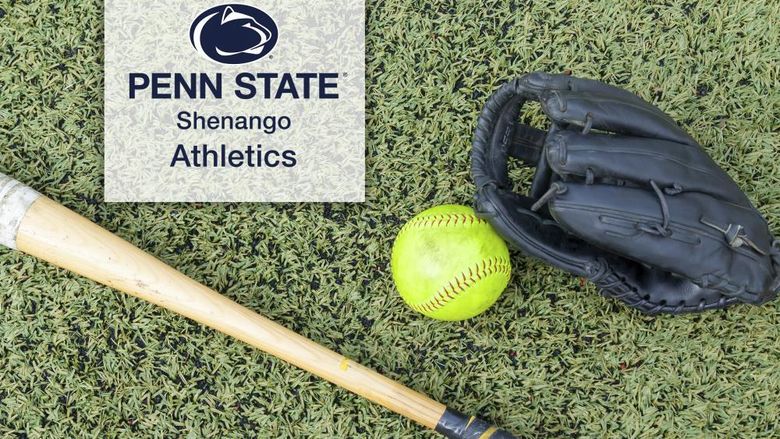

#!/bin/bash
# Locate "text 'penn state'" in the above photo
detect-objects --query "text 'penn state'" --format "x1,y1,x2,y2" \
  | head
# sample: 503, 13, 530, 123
128, 73, 340, 100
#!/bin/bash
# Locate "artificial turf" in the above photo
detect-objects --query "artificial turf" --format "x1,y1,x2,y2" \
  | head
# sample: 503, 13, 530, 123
1, 0, 779, 437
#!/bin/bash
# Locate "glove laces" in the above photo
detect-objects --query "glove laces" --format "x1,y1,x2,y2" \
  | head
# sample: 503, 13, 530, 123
637, 180, 673, 237
700, 217, 768, 256
531, 182, 567, 212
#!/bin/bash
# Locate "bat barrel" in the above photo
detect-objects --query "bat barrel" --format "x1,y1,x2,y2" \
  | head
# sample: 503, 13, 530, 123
0, 173, 514, 438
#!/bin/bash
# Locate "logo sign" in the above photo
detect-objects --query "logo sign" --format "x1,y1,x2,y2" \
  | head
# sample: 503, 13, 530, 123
105, 0, 365, 203
190, 4, 278, 65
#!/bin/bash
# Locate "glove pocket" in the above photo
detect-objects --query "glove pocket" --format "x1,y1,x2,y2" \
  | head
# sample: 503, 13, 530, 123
548, 183, 776, 301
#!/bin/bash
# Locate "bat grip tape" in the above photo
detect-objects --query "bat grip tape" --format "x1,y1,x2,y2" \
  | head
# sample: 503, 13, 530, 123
435, 408, 516, 439
0, 173, 41, 250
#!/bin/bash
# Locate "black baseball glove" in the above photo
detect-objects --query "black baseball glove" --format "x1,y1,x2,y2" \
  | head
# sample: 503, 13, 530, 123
472, 72, 780, 314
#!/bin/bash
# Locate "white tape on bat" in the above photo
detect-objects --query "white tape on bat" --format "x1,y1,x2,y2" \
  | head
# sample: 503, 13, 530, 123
0, 174, 41, 249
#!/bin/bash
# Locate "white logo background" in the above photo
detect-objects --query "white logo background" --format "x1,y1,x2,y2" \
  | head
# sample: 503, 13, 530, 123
105, 0, 365, 202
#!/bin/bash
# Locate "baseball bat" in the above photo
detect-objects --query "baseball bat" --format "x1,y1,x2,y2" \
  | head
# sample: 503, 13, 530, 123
0, 174, 515, 438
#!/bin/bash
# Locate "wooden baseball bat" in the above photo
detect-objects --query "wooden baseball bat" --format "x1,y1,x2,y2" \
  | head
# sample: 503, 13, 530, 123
0, 174, 515, 438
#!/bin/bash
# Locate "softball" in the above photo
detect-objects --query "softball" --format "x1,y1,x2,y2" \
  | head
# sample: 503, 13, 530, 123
391, 205, 511, 321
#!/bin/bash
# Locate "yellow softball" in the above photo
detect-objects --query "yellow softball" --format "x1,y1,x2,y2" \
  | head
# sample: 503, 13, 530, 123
390, 205, 511, 321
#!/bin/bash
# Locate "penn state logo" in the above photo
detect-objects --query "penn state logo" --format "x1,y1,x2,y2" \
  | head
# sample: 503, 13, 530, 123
190, 4, 278, 65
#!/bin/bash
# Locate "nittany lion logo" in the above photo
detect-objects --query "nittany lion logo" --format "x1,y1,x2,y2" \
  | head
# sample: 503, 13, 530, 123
190, 4, 278, 65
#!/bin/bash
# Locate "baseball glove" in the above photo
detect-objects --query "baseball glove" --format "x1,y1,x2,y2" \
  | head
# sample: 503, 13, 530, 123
472, 72, 780, 314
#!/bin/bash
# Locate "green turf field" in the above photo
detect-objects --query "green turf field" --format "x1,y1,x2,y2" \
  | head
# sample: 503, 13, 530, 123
1, 0, 779, 437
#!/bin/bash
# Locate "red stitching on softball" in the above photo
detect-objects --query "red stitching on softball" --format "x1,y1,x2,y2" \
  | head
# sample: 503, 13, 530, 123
400, 213, 488, 233
411, 257, 512, 313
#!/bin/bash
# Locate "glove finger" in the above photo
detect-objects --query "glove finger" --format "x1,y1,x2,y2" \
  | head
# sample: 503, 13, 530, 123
566, 76, 670, 117
539, 89, 695, 145
548, 182, 776, 302
523, 72, 665, 115
545, 129, 753, 207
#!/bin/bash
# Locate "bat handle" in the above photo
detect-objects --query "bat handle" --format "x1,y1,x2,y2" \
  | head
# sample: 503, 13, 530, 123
436, 408, 516, 438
